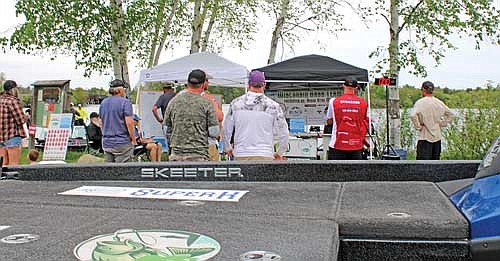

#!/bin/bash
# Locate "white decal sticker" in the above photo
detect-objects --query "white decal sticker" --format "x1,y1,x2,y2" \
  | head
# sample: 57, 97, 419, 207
59, 186, 248, 202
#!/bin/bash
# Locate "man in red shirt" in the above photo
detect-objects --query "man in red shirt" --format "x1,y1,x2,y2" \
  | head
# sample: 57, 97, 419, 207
326, 77, 368, 160
0, 80, 27, 166
201, 76, 223, 161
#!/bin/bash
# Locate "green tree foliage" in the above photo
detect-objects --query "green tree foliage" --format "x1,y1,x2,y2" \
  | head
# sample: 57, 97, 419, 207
189, 0, 258, 54
398, 85, 420, 108
15, 85, 34, 107
127, 0, 188, 68
21, 94, 31, 107
209, 86, 245, 103
370, 0, 500, 76
264, 0, 361, 64
369, 0, 500, 148
443, 107, 500, 160
399, 108, 415, 155
7, 0, 117, 76
88, 87, 108, 97
370, 84, 500, 109
72, 87, 89, 105
370, 85, 500, 160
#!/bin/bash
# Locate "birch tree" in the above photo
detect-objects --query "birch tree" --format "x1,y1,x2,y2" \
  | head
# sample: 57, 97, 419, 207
110, 0, 130, 85
189, 0, 258, 54
0, 72, 6, 86
6, 0, 134, 85
127, 0, 187, 68
263, 0, 360, 64
369, 0, 500, 148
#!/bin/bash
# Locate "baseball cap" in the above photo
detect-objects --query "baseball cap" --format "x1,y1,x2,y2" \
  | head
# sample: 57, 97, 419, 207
344, 77, 358, 88
89, 112, 99, 119
163, 82, 174, 88
3, 80, 17, 91
133, 114, 141, 121
109, 79, 128, 88
188, 69, 207, 85
248, 70, 266, 87
421, 81, 434, 92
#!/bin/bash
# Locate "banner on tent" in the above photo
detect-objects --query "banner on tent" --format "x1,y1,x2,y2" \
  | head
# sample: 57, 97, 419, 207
266, 89, 343, 126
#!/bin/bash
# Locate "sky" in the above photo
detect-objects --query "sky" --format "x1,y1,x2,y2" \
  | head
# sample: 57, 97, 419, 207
1, 0, 500, 90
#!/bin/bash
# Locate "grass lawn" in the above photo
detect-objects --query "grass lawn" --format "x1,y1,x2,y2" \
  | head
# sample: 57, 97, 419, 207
20, 148, 92, 165
19, 147, 169, 164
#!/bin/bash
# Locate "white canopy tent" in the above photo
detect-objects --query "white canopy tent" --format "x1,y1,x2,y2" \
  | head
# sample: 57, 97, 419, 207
139, 52, 249, 87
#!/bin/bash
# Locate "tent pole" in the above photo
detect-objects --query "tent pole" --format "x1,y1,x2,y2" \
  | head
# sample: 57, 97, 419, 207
366, 84, 373, 160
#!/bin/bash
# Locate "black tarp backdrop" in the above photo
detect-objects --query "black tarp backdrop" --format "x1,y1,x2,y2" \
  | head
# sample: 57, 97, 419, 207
254, 54, 369, 90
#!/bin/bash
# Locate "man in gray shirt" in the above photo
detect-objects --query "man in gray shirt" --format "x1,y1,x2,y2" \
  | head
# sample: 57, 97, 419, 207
152, 83, 176, 123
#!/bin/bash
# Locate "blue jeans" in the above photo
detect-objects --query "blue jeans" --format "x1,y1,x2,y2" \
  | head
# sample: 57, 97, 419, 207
0, 136, 22, 148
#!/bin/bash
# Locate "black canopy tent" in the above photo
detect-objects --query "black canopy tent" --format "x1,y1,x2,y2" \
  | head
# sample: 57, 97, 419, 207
253, 55, 374, 159
254, 54, 369, 90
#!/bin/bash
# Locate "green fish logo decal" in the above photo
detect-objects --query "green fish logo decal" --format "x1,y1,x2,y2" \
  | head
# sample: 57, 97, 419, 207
74, 229, 220, 261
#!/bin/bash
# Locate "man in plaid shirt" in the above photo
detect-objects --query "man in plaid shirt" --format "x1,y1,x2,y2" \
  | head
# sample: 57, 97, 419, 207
0, 80, 27, 166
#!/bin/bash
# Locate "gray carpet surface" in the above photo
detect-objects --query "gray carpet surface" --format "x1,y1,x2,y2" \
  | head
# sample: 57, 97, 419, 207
0, 180, 469, 260
0, 181, 340, 261
336, 181, 469, 239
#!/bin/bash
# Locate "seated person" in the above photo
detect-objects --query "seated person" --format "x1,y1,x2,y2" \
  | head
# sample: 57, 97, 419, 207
86, 112, 103, 154
133, 114, 162, 162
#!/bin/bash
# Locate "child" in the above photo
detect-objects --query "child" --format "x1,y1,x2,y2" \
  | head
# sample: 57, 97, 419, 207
28, 149, 39, 165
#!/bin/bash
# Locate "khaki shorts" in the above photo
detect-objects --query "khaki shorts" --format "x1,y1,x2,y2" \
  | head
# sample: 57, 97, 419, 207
169, 154, 208, 162
208, 144, 219, 161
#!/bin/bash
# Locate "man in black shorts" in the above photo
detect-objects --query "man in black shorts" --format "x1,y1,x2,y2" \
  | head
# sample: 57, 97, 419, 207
410, 81, 454, 160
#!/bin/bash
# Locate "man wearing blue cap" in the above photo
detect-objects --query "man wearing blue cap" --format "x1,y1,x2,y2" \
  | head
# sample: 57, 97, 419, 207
222, 70, 289, 160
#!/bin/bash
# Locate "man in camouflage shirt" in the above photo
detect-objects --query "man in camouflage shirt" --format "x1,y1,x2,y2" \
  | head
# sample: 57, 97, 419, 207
163, 69, 219, 161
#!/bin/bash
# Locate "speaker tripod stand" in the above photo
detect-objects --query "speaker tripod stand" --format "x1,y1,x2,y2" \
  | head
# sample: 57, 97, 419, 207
381, 84, 400, 160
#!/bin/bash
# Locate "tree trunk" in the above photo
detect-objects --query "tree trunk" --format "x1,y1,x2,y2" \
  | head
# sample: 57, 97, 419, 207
148, 0, 168, 68
201, 1, 219, 52
110, 0, 130, 89
190, 0, 207, 54
267, 0, 290, 64
388, 0, 401, 149
153, 0, 179, 66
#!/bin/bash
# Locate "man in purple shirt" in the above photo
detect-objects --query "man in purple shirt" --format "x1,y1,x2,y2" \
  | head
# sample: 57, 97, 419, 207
99, 79, 136, 162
